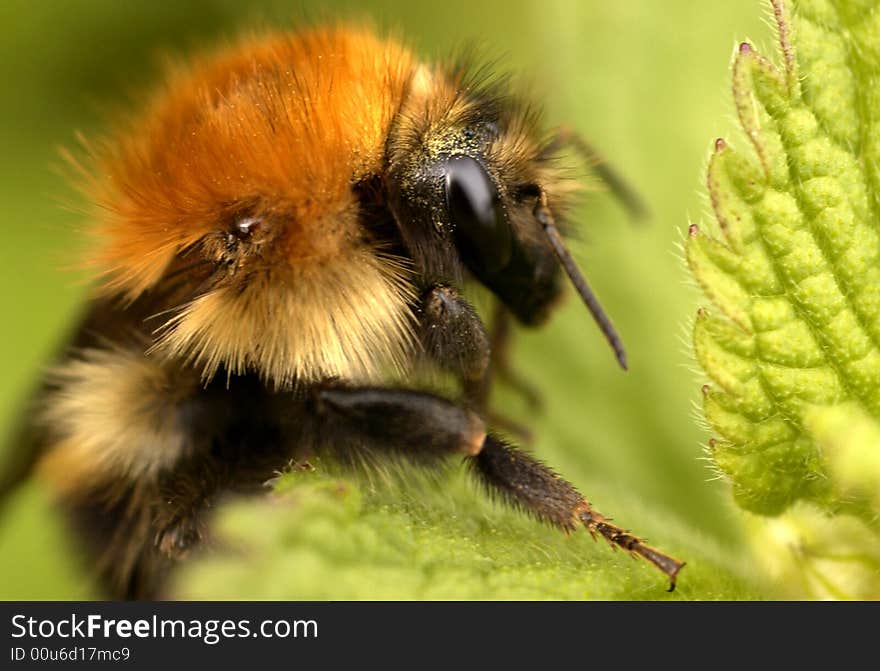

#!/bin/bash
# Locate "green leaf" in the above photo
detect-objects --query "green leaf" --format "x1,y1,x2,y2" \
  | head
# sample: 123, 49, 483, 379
171, 465, 760, 600
687, 0, 880, 597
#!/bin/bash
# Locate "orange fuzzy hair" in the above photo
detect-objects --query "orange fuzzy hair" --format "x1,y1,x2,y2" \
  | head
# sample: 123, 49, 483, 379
86, 25, 416, 296
77, 26, 424, 387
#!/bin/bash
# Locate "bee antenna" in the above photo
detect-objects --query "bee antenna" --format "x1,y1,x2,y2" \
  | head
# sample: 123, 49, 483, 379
544, 126, 649, 222
534, 191, 628, 370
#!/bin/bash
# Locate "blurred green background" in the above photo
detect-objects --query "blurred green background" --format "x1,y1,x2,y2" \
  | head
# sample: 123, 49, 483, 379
0, 1, 772, 599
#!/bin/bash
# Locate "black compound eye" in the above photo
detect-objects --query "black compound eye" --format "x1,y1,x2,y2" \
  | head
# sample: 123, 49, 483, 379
444, 156, 512, 273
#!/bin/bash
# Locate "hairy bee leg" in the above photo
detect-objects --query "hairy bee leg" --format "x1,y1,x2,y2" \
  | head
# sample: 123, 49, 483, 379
60, 457, 218, 599
415, 286, 527, 440
151, 459, 220, 560
71, 464, 229, 599
469, 434, 685, 590
464, 302, 540, 444
416, 284, 490, 395
313, 385, 486, 459
312, 387, 684, 589
485, 301, 543, 412
414, 286, 539, 440
148, 393, 308, 563
75, 429, 298, 600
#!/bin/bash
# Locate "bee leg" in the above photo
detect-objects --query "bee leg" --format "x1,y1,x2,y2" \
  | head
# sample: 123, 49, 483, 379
416, 284, 490, 398
150, 406, 297, 563
152, 461, 218, 561
470, 434, 686, 591
310, 387, 685, 590
313, 384, 486, 461
486, 301, 543, 412
65, 451, 230, 599
414, 285, 538, 442
472, 301, 542, 444
415, 285, 537, 408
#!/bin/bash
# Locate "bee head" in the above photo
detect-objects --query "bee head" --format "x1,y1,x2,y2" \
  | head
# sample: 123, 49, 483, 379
386, 65, 626, 367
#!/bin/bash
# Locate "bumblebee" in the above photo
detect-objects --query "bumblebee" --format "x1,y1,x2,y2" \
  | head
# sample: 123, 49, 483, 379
2, 25, 683, 598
